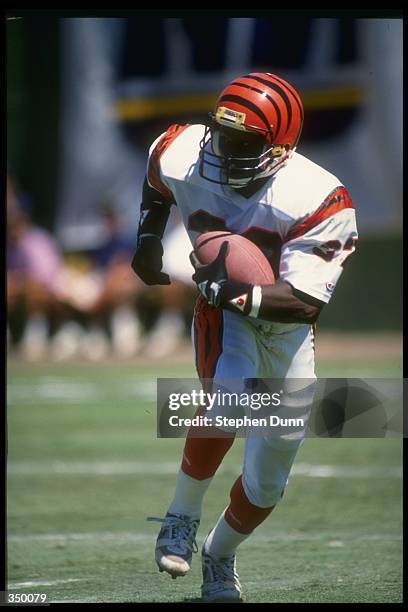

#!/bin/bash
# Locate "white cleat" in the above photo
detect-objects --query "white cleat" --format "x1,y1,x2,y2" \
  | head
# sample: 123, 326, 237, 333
147, 512, 200, 579
201, 538, 243, 603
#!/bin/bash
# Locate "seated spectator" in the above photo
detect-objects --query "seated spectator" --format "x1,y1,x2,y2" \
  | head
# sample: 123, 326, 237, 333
52, 203, 144, 360
7, 185, 63, 360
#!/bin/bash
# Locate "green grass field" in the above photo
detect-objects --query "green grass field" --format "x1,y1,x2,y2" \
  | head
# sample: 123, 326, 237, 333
7, 356, 402, 603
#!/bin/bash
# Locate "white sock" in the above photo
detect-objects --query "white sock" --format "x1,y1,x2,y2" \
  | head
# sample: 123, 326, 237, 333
167, 469, 212, 519
205, 512, 250, 558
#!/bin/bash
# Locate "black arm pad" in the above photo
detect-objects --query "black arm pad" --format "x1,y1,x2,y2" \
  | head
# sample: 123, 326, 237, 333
137, 178, 173, 243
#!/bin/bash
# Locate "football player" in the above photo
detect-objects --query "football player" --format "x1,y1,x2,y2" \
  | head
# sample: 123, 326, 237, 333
132, 72, 358, 602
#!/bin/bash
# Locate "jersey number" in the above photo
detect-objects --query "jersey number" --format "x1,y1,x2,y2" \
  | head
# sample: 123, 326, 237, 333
313, 235, 357, 267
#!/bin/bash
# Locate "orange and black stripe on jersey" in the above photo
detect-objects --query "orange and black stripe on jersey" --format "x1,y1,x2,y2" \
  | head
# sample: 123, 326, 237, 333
311, 322, 317, 352
285, 186, 354, 242
147, 123, 190, 201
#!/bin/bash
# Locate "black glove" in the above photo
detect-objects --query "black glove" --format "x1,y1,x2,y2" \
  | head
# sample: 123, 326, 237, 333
190, 241, 258, 315
189, 241, 230, 306
131, 235, 170, 285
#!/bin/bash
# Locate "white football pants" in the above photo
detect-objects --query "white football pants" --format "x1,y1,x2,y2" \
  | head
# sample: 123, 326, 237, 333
193, 296, 316, 507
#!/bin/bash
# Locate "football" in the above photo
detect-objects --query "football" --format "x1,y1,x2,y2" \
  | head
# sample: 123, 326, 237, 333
194, 231, 275, 285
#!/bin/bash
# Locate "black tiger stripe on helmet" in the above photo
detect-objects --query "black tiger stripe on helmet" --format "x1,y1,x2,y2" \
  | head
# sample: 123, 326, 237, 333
198, 72, 304, 187
216, 72, 303, 147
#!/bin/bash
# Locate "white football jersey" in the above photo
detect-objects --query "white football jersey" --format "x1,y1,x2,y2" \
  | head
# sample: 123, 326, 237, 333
147, 123, 358, 316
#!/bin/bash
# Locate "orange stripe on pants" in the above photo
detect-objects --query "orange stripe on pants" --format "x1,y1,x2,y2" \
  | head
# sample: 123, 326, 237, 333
182, 295, 235, 480
193, 295, 223, 385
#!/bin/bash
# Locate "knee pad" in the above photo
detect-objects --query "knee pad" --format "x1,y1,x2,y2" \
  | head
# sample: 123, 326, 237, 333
242, 439, 302, 507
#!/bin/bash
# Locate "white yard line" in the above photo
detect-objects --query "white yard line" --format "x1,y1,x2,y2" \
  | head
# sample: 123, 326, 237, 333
8, 531, 402, 544
251, 533, 402, 543
8, 578, 89, 588
8, 532, 152, 543
292, 463, 402, 478
7, 461, 180, 475
7, 379, 157, 404
7, 461, 402, 478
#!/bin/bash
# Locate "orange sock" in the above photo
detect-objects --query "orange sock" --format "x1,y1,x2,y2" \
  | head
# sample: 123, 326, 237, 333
224, 475, 275, 534
181, 432, 235, 480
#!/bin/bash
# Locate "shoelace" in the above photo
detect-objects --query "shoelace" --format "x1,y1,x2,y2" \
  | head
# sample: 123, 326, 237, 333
147, 515, 199, 554
203, 552, 240, 585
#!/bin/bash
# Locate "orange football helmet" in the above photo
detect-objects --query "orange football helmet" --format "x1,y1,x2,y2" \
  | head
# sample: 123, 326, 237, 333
199, 72, 304, 188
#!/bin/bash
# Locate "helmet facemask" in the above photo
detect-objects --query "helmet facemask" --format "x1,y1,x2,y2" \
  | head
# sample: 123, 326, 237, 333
199, 115, 291, 188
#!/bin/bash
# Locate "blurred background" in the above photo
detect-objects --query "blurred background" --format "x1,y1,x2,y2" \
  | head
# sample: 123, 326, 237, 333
6, 15, 403, 603
7, 15, 403, 363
